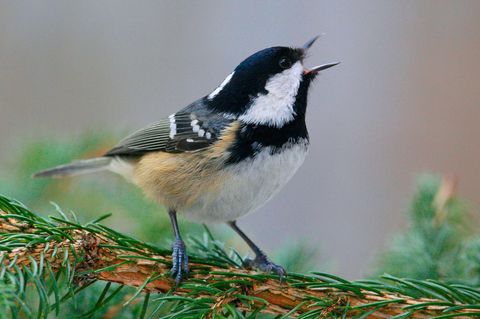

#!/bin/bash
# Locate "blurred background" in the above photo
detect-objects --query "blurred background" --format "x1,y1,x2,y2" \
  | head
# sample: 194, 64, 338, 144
1, 1, 480, 280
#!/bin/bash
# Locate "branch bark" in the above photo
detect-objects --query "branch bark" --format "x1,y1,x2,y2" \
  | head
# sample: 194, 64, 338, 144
1, 213, 478, 319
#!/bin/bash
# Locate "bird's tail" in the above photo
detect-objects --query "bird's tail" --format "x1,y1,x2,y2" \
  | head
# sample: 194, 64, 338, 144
32, 157, 112, 178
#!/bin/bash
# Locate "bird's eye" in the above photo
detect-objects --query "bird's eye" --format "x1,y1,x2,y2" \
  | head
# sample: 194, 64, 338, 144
278, 57, 292, 69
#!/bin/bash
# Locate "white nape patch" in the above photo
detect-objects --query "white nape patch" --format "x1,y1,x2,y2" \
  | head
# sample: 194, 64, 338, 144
208, 72, 234, 100
239, 61, 303, 127
108, 156, 135, 181
182, 139, 309, 223
169, 113, 176, 139
192, 125, 200, 133
198, 129, 205, 137
205, 132, 212, 139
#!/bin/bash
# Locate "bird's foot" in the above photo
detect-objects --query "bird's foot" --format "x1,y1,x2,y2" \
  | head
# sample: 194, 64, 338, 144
244, 254, 286, 281
170, 239, 189, 287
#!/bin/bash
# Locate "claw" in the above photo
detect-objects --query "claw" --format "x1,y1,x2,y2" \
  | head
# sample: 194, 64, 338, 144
170, 239, 189, 287
244, 254, 286, 281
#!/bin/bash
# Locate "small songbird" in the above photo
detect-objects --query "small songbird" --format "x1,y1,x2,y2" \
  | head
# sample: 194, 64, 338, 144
34, 36, 338, 285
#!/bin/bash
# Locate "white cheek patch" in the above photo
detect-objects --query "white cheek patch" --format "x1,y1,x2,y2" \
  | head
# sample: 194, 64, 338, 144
208, 72, 234, 100
239, 62, 303, 127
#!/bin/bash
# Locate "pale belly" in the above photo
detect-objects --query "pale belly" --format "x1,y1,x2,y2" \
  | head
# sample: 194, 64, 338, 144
182, 141, 309, 223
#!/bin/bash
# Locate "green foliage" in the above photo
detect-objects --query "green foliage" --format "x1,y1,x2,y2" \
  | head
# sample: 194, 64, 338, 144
375, 174, 480, 284
0, 194, 166, 318
0, 282, 17, 319
2, 191, 480, 317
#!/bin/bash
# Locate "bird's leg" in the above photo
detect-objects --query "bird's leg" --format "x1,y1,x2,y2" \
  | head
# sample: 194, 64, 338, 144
228, 221, 286, 280
168, 209, 189, 286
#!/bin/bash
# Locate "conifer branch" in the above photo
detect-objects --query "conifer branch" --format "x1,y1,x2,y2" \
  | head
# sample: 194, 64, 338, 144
1, 195, 480, 318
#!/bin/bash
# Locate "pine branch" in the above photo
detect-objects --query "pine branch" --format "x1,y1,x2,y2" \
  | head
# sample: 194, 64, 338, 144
1, 196, 480, 318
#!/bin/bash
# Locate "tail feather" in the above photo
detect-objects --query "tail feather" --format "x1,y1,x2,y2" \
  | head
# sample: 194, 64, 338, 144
33, 157, 112, 178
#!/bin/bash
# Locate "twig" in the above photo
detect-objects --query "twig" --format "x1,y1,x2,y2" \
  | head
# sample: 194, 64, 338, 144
1, 212, 478, 318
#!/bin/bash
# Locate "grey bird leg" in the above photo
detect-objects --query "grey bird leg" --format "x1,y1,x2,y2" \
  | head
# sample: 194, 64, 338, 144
228, 221, 286, 280
169, 209, 189, 286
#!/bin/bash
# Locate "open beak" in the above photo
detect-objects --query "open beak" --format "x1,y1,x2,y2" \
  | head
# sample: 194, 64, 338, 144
301, 35, 340, 75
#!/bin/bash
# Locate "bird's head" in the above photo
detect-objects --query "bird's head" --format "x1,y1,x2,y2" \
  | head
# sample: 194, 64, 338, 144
207, 36, 339, 127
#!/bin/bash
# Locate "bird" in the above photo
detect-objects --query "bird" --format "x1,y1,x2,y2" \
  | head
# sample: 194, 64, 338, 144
33, 36, 339, 285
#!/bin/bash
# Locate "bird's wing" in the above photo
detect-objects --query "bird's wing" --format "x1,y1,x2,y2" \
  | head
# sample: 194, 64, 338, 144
104, 109, 234, 156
